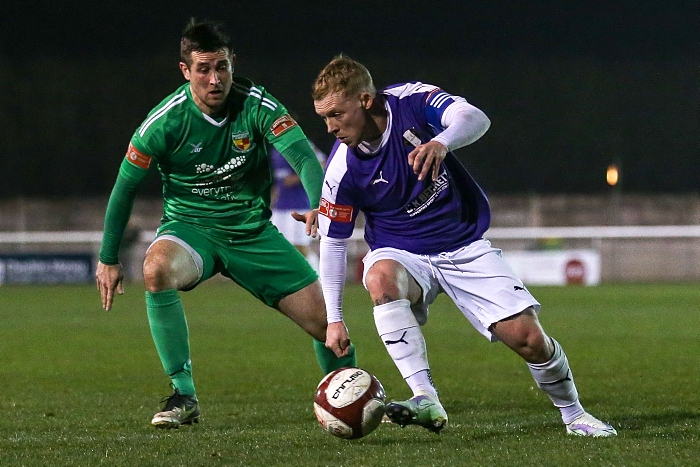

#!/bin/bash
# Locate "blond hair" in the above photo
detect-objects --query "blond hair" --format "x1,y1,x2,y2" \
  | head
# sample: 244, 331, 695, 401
312, 55, 376, 101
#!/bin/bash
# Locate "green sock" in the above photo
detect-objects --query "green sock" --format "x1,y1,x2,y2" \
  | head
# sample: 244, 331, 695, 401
145, 290, 196, 397
314, 339, 357, 374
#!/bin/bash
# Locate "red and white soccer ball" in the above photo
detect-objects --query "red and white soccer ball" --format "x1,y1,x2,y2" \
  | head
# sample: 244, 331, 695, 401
313, 367, 386, 439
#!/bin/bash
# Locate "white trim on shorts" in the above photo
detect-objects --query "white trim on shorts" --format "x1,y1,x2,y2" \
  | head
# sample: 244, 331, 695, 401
362, 238, 541, 342
147, 234, 204, 287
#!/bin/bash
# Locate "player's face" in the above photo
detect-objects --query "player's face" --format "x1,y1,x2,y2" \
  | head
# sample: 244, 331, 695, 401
180, 49, 234, 116
314, 92, 373, 148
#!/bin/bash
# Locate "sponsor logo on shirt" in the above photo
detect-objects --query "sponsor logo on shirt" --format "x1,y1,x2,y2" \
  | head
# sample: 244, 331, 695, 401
195, 163, 214, 174
125, 143, 152, 169
192, 155, 247, 192
232, 131, 255, 152
270, 114, 298, 137
319, 198, 353, 222
405, 170, 449, 217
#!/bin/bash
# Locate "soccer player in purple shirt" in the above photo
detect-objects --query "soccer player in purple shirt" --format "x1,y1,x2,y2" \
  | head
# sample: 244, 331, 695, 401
312, 55, 616, 437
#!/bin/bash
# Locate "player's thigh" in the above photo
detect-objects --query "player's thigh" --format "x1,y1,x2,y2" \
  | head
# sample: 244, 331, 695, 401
218, 222, 318, 307
436, 239, 540, 340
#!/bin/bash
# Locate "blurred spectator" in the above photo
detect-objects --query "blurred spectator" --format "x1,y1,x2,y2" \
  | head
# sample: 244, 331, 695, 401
270, 141, 326, 272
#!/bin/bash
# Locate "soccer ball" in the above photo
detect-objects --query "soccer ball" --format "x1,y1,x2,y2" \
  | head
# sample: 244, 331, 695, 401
313, 367, 386, 439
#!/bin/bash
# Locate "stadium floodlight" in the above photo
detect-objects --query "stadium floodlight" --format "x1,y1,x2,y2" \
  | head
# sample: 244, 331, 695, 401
606, 164, 619, 186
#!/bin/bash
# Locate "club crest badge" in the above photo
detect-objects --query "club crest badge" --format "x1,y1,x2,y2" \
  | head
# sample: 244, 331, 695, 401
232, 131, 255, 153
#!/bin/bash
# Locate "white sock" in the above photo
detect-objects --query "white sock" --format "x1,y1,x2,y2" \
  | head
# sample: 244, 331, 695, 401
527, 338, 585, 424
373, 299, 430, 381
405, 370, 438, 398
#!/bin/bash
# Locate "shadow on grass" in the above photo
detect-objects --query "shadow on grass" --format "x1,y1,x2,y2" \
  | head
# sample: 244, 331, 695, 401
612, 409, 700, 438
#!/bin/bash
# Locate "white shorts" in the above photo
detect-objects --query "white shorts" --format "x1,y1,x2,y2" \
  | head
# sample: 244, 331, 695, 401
270, 209, 312, 246
362, 239, 540, 342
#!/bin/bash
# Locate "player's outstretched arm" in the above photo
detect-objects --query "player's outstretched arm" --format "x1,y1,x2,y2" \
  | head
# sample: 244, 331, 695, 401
96, 261, 124, 311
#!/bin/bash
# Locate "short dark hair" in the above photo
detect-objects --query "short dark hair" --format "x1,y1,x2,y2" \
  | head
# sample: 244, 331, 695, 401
180, 19, 233, 66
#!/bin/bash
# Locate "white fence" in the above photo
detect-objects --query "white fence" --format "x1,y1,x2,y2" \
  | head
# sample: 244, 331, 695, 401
1, 225, 699, 283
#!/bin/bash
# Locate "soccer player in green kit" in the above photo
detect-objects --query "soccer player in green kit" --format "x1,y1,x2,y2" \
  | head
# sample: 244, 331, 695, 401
95, 19, 356, 428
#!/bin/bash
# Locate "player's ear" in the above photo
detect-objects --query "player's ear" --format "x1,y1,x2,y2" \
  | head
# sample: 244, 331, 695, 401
230, 53, 236, 73
359, 93, 373, 110
180, 62, 191, 80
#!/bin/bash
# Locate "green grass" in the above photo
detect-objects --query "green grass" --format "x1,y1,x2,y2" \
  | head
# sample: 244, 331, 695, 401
0, 282, 698, 466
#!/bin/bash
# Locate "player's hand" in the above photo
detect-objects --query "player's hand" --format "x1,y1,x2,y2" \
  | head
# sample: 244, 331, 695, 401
325, 321, 351, 357
291, 209, 319, 238
407, 140, 448, 181
96, 261, 124, 311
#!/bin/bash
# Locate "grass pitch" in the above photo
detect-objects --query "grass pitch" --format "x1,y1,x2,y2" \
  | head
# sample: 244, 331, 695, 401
0, 282, 698, 465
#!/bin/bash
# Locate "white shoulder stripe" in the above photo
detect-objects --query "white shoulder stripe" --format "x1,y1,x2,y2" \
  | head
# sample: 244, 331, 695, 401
262, 97, 277, 109
233, 83, 278, 110
430, 92, 453, 108
139, 90, 187, 137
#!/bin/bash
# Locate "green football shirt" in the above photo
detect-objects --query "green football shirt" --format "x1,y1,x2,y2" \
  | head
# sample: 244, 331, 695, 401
129, 76, 309, 233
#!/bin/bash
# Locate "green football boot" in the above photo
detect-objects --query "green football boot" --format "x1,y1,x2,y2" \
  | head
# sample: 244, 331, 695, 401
385, 392, 447, 434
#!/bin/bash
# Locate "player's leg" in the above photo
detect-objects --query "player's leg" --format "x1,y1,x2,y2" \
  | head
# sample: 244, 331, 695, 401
490, 310, 617, 437
219, 223, 356, 374
273, 263, 358, 375
438, 239, 616, 437
363, 252, 447, 433
143, 230, 209, 428
276, 280, 357, 373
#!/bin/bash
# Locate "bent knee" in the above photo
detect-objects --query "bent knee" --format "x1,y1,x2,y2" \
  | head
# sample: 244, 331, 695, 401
143, 254, 198, 292
142, 256, 177, 291
365, 260, 410, 303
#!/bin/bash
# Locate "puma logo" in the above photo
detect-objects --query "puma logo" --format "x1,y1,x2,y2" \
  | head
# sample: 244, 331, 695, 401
514, 285, 526, 291
384, 331, 409, 345
372, 170, 389, 185
325, 180, 336, 194
540, 371, 573, 386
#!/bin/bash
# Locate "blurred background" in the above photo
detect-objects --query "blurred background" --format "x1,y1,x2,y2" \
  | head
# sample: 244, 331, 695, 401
0, 1, 698, 283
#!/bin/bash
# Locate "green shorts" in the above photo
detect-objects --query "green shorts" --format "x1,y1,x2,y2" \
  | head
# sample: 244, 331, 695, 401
156, 220, 317, 307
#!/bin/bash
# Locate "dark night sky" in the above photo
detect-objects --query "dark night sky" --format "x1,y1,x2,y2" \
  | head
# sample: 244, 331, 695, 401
2, 1, 698, 195
8, 1, 694, 59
